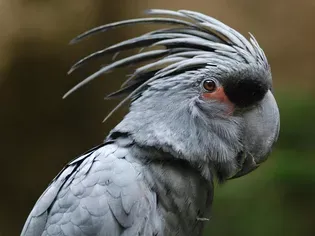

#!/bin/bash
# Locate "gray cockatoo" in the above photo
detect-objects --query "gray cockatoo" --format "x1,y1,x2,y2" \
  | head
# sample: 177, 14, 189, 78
21, 9, 280, 236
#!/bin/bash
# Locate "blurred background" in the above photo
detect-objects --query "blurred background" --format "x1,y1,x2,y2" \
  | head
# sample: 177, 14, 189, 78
1, 0, 315, 235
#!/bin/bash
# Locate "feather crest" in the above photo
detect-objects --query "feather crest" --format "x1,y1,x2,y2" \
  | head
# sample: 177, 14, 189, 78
66, 9, 269, 122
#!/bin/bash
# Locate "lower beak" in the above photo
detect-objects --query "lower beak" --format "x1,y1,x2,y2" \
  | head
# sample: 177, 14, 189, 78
229, 153, 260, 179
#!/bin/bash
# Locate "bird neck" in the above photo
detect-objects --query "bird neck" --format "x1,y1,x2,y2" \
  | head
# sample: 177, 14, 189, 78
105, 135, 214, 235
110, 97, 243, 181
142, 153, 213, 235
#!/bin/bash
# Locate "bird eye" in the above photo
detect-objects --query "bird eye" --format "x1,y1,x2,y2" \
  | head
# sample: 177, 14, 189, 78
203, 79, 217, 92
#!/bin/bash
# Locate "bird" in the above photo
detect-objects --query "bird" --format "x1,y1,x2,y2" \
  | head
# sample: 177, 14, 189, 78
21, 9, 280, 236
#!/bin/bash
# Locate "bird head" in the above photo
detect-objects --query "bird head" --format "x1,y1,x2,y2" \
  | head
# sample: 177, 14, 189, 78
67, 9, 280, 182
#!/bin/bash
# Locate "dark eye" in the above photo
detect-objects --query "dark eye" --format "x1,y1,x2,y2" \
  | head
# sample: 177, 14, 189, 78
203, 79, 217, 92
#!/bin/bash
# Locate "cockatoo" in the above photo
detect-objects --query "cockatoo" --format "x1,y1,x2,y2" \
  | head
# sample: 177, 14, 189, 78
21, 9, 280, 236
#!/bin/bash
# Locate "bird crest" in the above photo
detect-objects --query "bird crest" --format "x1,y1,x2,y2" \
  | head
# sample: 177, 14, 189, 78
66, 9, 270, 122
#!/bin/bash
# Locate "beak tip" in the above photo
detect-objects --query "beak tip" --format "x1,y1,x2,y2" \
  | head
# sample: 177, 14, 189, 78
228, 153, 260, 180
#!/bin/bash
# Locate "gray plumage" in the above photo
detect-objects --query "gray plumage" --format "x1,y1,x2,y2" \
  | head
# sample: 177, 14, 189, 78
22, 9, 280, 236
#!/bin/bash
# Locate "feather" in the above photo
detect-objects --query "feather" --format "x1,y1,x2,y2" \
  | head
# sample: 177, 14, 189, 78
132, 57, 185, 76
153, 38, 219, 51
64, 50, 169, 98
70, 18, 197, 44
67, 9, 269, 121
106, 70, 159, 99
147, 27, 223, 43
145, 9, 187, 18
155, 58, 212, 77
69, 33, 197, 73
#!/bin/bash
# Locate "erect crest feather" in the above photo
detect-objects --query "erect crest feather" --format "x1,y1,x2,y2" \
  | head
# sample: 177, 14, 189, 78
66, 9, 270, 122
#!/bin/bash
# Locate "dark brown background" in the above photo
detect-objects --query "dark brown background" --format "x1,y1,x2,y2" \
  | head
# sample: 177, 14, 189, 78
1, 0, 315, 235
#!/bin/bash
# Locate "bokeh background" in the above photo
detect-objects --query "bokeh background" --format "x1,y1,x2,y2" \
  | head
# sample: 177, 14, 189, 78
1, 0, 315, 235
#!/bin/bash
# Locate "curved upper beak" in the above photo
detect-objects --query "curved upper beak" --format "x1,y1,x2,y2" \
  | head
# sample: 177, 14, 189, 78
229, 90, 280, 180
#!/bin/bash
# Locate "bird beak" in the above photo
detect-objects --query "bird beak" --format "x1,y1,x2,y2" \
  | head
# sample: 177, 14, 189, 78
229, 90, 279, 180
229, 153, 260, 179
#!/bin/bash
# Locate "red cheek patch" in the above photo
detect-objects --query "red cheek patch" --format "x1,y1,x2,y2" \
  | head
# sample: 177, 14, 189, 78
202, 86, 235, 115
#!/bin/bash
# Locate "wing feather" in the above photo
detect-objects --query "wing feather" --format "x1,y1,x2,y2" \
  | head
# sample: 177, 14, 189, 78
21, 142, 160, 236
